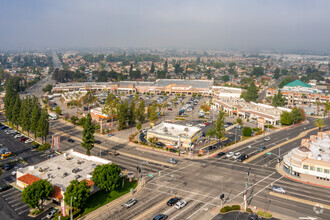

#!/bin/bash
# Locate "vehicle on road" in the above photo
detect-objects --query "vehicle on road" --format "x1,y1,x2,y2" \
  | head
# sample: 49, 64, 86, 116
153, 214, 168, 220
167, 197, 179, 206
199, 123, 206, 127
226, 152, 234, 158
249, 213, 259, 220
124, 198, 137, 208
237, 154, 249, 162
258, 146, 266, 151
0, 185, 12, 192
207, 120, 213, 124
168, 158, 178, 164
108, 150, 119, 156
175, 200, 187, 209
155, 142, 165, 147
224, 124, 229, 128
107, 133, 115, 137
46, 209, 57, 219
271, 186, 286, 194
67, 138, 75, 143
264, 137, 271, 141
217, 152, 226, 157
186, 123, 193, 127
94, 140, 102, 144
167, 108, 172, 110
186, 108, 193, 112
233, 152, 241, 159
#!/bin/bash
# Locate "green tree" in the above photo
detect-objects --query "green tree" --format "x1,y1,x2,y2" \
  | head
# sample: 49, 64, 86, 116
242, 82, 258, 102
117, 101, 128, 130
128, 100, 136, 126
136, 122, 142, 132
92, 164, 121, 192
11, 94, 21, 129
30, 104, 41, 139
314, 118, 325, 131
81, 113, 95, 155
82, 92, 97, 111
20, 96, 32, 135
274, 67, 281, 79
137, 99, 145, 123
221, 75, 230, 82
148, 103, 158, 122
150, 62, 155, 73
64, 180, 90, 209
42, 84, 53, 93
214, 110, 226, 140
37, 108, 49, 143
291, 107, 303, 123
22, 180, 54, 211
272, 90, 286, 107
251, 66, 264, 77
280, 111, 292, 125
54, 106, 62, 115
236, 118, 243, 124
242, 127, 253, 136
164, 60, 168, 73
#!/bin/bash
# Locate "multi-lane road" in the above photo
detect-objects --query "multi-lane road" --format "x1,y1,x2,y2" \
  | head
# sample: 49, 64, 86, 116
48, 116, 329, 220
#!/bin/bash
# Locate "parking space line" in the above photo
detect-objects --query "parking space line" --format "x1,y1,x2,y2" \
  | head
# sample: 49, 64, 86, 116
5, 194, 21, 200
1, 189, 17, 197
18, 207, 30, 215
8, 197, 22, 204
11, 202, 24, 207
15, 204, 29, 211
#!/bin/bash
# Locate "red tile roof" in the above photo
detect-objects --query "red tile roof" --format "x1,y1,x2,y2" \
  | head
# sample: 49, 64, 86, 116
17, 174, 40, 185
81, 179, 95, 187
51, 185, 63, 199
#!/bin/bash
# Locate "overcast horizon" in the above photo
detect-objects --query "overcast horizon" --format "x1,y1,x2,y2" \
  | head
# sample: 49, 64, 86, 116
0, 0, 329, 51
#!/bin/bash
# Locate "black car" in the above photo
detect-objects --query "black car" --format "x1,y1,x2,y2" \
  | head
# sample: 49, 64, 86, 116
258, 146, 266, 151
153, 214, 168, 220
155, 142, 165, 147
249, 213, 258, 220
32, 144, 40, 149
95, 140, 102, 144
237, 154, 249, 162
67, 138, 75, 143
167, 197, 179, 206
226, 122, 233, 126
0, 185, 12, 192
3, 164, 11, 171
216, 152, 226, 157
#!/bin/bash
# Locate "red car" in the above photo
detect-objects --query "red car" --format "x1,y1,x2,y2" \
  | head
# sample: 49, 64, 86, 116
204, 122, 210, 126
167, 108, 173, 110
20, 137, 29, 142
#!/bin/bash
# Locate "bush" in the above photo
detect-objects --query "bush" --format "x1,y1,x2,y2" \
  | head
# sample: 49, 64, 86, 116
55, 106, 62, 115
246, 208, 253, 213
30, 141, 38, 146
231, 205, 240, 211
264, 213, 272, 218
242, 127, 252, 137
31, 209, 43, 215
264, 125, 275, 129
38, 143, 51, 152
220, 206, 232, 213
78, 117, 87, 126
236, 118, 243, 124
257, 211, 265, 216
252, 127, 260, 131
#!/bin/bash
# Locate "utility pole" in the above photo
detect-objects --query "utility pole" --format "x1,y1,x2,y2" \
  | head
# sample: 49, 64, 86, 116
244, 168, 251, 211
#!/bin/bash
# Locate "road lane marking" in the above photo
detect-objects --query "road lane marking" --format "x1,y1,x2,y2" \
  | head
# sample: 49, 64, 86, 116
228, 172, 276, 203
149, 163, 194, 182
170, 201, 197, 220
269, 191, 330, 210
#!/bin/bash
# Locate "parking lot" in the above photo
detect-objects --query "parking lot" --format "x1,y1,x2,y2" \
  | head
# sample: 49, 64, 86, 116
0, 187, 30, 216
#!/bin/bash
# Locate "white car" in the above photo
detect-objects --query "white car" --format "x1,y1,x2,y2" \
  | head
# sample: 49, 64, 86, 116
233, 152, 241, 159
186, 108, 193, 112
14, 134, 23, 138
186, 123, 193, 127
25, 139, 34, 143
46, 209, 57, 219
175, 200, 187, 209
271, 186, 286, 194
207, 120, 213, 124
199, 123, 206, 127
226, 152, 234, 158
124, 198, 137, 208
264, 137, 271, 141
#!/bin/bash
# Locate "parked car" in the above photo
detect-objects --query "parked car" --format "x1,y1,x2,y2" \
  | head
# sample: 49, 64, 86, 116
204, 122, 210, 126
107, 133, 115, 137
3, 164, 11, 171
155, 142, 165, 147
11, 170, 17, 176
167, 197, 179, 206
0, 126, 8, 130
14, 134, 23, 138
20, 137, 29, 142
226, 152, 234, 158
258, 146, 266, 151
264, 137, 271, 141
67, 138, 75, 143
249, 213, 259, 220
175, 200, 187, 209
224, 124, 229, 128
186, 123, 193, 127
46, 209, 57, 219
25, 139, 34, 143
199, 123, 206, 127
207, 120, 213, 124
153, 214, 168, 220
217, 152, 226, 158
124, 198, 137, 208
0, 185, 12, 192
234, 125, 241, 129
32, 144, 40, 149
168, 158, 178, 164
167, 108, 173, 110
271, 186, 286, 194
233, 152, 241, 159
237, 154, 249, 162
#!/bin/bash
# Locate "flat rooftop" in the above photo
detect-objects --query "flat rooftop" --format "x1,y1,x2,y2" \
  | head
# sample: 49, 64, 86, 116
17, 150, 111, 191
309, 134, 330, 162
148, 122, 201, 138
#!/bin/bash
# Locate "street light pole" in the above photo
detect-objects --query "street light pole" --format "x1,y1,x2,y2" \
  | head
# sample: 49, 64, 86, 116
70, 197, 73, 220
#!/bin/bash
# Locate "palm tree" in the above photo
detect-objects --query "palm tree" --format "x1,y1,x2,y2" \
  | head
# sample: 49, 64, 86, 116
315, 101, 321, 116
314, 118, 326, 131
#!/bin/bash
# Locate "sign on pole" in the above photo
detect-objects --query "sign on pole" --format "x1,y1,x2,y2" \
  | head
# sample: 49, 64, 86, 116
52, 135, 61, 152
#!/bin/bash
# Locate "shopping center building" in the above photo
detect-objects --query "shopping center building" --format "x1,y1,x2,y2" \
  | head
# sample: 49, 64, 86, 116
146, 122, 202, 148
282, 131, 330, 187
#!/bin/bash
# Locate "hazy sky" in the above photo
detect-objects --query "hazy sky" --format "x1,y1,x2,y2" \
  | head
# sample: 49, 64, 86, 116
0, 0, 329, 50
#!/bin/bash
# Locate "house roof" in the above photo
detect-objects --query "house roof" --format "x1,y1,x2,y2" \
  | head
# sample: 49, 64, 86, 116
285, 80, 312, 88
82, 179, 95, 187
17, 173, 40, 185
51, 185, 63, 199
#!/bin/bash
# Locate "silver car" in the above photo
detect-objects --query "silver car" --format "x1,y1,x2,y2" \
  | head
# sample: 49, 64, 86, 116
271, 186, 286, 194
125, 198, 137, 208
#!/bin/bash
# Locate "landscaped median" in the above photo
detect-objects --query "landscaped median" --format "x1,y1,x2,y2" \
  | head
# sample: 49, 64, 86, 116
242, 127, 318, 164
219, 205, 273, 219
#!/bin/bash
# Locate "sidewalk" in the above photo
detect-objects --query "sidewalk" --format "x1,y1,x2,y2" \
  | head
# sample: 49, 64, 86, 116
80, 179, 145, 220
